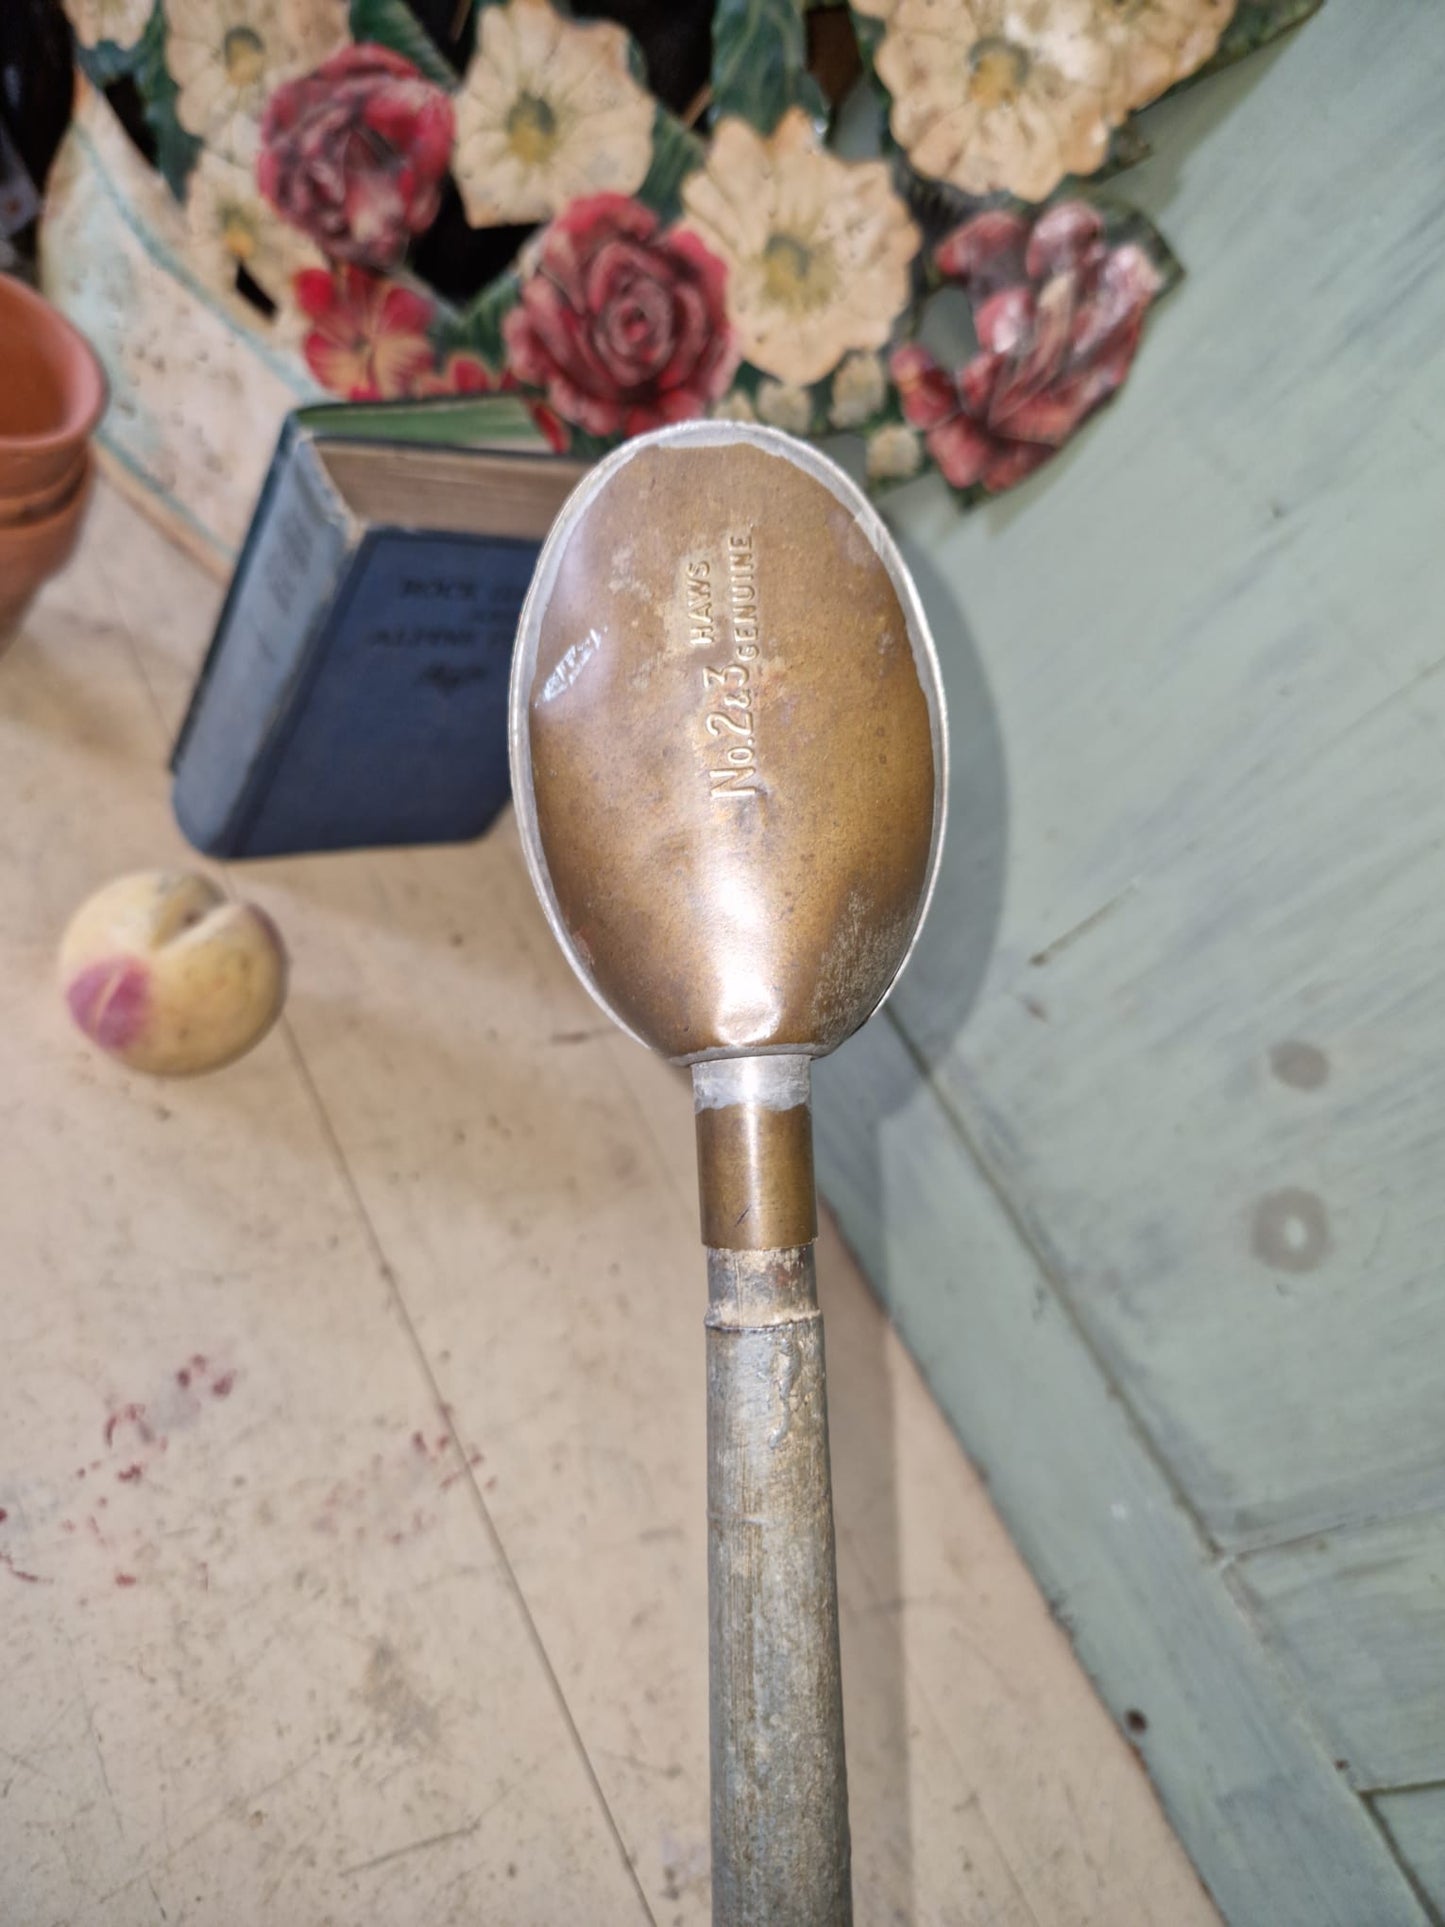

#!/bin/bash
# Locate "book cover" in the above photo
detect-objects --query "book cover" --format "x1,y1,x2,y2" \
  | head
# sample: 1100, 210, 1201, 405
170, 396, 585, 859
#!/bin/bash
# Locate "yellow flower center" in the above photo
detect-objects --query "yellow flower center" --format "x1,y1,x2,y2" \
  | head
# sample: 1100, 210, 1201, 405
761, 232, 837, 314
221, 211, 257, 264
967, 35, 1032, 107
506, 92, 561, 167
223, 26, 266, 89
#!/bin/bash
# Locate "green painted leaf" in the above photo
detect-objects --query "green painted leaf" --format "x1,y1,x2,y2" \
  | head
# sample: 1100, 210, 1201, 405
636, 108, 706, 221
348, 0, 459, 85
846, 5, 887, 71
560, 424, 614, 463
712, 0, 816, 133
1191, 0, 1325, 84
296, 391, 546, 446
76, 37, 141, 88
442, 269, 522, 367
1092, 196, 1184, 299
1097, 119, 1153, 181
132, 1, 203, 203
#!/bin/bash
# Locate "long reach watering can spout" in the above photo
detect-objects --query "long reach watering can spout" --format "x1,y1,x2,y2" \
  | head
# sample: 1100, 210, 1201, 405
511, 421, 947, 1925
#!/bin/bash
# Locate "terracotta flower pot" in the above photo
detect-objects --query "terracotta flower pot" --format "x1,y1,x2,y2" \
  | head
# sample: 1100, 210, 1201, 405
0, 272, 107, 509
0, 447, 88, 527
0, 452, 94, 640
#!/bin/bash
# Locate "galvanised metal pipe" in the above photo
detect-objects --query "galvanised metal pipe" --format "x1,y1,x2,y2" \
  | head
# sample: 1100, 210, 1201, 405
697, 1057, 849, 1925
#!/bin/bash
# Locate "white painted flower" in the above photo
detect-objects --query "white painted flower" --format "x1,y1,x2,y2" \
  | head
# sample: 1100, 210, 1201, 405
164, 0, 345, 167
681, 108, 919, 389
866, 423, 924, 481
185, 149, 321, 335
755, 380, 814, 435
877, 0, 1119, 203
1099, 0, 1236, 116
454, 0, 655, 227
64, 0, 153, 51
829, 351, 887, 428
711, 390, 758, 424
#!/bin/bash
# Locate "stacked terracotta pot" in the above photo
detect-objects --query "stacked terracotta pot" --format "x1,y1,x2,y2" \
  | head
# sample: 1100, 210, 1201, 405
0, 274, 106, 637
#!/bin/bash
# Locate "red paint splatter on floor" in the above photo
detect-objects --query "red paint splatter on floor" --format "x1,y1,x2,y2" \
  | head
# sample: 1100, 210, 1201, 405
211, 1372, 234, 1398
0, 1508, 7, 1523
309, 1421, 478, 1544
114, 1573, 137, 1588
117, 1465, 144, 1484
1, 1550, 45, 1584
104, 1404, 153, 1449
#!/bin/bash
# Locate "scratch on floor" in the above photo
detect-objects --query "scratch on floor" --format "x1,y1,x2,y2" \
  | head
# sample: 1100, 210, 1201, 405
1029, 881, 1140, 970
340, 1817, 481, 1878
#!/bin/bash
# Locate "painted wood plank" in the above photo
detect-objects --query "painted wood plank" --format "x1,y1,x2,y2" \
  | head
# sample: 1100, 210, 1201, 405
873, 0, 1445, 1550
91, 477, 1223, 1925
818, 1214, 1219, 1927
1375, 1788, 1445, 1914
1240, 1511, 1445, 1792
813, 1013, 1428, 1926
0, 543, 646, 1923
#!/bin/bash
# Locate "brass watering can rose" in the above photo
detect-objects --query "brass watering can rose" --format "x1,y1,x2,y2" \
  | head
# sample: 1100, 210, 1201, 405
514, 426, 943, 1063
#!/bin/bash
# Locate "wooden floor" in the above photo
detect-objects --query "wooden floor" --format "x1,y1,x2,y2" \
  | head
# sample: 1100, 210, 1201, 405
0, 482, 1216, 1924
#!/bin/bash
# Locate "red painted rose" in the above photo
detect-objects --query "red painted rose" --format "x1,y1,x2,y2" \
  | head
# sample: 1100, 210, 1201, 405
503, 194, 738, 439
259, 44, 454, 270
893, 202, 1162, 494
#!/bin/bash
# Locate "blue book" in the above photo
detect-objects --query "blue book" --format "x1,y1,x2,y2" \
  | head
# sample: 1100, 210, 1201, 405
170, 396, 586, 858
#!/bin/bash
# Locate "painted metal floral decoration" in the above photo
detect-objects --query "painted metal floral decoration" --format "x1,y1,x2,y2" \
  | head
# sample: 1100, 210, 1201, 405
65, 0, 1322, 502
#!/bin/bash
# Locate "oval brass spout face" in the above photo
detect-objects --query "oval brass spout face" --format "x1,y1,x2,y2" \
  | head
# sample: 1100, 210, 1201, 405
510, 422, 946, 1064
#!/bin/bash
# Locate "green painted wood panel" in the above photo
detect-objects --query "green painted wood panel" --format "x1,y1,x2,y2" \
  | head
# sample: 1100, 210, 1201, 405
813, 1018, 1426, 1926
1241, 1513, 1445, 1792
1376, 1789, 1445, 1914
807, 2, 1445, 1911
870, 0, 1445, 1551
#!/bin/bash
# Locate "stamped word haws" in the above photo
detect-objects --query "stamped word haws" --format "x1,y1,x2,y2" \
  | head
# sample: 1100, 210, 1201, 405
685, 531, 761, 799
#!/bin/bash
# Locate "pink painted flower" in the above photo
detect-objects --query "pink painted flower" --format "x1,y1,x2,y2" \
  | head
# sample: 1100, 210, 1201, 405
893, 202, 1162, 494
294, 265, 437, 399
503, 193, 738, 439
408, 351, 509, 399
259, 44, 454, 270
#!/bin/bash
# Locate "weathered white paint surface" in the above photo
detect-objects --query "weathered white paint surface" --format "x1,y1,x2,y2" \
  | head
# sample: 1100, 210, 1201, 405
813, 0, 1445, 1916
40, 82, 317, 573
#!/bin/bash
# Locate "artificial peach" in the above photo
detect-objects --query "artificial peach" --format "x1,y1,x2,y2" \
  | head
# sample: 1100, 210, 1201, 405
59, 872, 287, 1076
